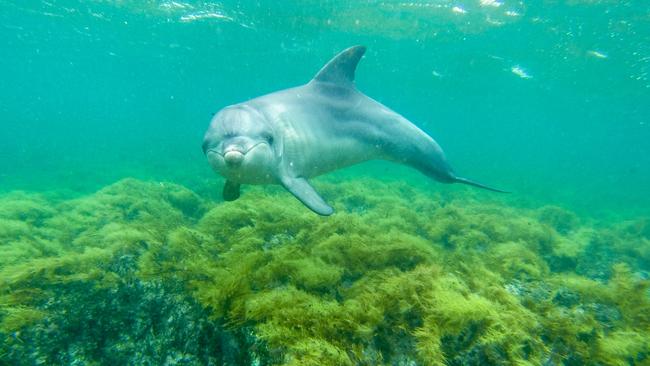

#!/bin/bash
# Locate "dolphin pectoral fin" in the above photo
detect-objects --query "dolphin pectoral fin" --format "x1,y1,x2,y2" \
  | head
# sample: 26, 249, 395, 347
453, 176, 510, 193
280, 176, 334, 216
223, 180, 241, 201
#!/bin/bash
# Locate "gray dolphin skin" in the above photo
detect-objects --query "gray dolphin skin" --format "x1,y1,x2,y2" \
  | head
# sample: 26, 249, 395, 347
203, 46, 505, 216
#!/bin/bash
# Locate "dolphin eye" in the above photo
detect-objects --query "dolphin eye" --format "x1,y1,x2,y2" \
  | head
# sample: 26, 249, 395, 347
262, 133, 273, 145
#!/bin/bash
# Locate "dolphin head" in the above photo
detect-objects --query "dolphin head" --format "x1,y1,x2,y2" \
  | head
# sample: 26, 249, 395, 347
203, 105, 277, 183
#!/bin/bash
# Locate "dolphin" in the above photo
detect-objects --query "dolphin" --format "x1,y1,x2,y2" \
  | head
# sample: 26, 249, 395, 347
203, 46, 505, 215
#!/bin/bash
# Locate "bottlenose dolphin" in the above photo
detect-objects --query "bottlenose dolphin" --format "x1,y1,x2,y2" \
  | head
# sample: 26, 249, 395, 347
203, 46, 505, 215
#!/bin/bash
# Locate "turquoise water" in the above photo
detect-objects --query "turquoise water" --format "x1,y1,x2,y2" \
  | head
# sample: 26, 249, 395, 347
2, 2, 650, 365
1, 0, 648, 216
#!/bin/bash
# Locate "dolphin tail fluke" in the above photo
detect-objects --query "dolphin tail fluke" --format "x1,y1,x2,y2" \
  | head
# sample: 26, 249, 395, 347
453, 176, 510, 193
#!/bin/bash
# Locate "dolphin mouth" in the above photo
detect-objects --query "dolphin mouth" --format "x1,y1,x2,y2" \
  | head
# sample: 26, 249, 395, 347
207, 142, 267, 158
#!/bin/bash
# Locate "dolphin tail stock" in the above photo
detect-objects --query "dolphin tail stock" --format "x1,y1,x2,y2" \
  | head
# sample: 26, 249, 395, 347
453, 176, 510, 193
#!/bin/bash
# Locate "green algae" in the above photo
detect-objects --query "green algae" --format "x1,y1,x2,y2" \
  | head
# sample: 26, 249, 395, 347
1, 178, 649, 365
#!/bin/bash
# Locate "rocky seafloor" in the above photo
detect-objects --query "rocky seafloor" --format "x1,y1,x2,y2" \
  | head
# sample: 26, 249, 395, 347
0, 178, 648, 365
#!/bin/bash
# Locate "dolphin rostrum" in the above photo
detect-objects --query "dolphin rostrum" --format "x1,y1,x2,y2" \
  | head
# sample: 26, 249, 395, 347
203, 46, 505, 215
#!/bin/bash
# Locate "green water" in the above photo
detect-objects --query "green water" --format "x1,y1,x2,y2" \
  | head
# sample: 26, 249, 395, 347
1, 0, 649, 216
1, 1, 650, 365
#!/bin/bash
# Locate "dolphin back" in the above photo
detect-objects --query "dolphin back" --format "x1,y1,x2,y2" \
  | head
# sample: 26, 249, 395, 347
312, 46, 366, 88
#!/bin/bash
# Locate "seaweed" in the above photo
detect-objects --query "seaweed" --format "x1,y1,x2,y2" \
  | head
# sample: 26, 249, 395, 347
1, 178, 648, 365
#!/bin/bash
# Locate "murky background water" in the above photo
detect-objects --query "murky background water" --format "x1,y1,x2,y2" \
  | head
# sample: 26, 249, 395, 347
1, 0, 649, 217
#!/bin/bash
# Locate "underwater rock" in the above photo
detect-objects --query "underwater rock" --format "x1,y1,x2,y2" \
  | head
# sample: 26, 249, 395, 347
1, 277, 260, 365
552, 286, 582, 308
587, 303, 622, 329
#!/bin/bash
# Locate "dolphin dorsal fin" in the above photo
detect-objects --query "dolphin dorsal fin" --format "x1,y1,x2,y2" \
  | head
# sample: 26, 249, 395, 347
312, 45, 366, 87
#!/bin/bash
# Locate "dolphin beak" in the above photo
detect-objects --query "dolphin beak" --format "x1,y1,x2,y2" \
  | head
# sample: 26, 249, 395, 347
224, 150, 245, 166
